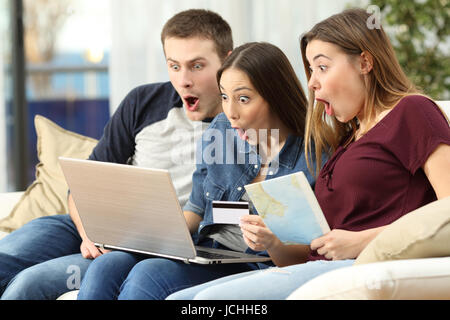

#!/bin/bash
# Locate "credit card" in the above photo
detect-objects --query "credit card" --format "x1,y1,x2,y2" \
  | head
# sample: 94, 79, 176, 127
212, 201, 249, 225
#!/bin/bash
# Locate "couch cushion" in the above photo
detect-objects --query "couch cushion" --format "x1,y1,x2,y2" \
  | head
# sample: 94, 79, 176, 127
0, 115, 98, 233
287, 257, 450, 300
355, 196, 450, 265
56, 290, 79, 300
0, 192, 25, 220
0, 192, 25, 239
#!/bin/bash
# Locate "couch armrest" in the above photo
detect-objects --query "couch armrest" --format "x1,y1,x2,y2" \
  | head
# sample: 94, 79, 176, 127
0, 192, 25, 220
0, 192, 25, 239
287, 257, 450, 300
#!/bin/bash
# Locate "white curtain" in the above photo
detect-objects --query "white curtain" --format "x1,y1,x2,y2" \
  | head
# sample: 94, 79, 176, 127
109, 0, 351, 113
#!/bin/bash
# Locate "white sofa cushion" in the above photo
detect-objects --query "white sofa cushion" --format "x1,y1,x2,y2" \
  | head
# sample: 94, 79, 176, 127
56, 290, 79, 300
437, 100, 450, 117
0, 192, 25, 219
287, 257, 450, 300
0, 192, 25, 240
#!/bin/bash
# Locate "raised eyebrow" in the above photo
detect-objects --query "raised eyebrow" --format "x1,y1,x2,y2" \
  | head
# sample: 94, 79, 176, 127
306, 53, 332, 66
167, 57, 206, 64
219, 85, 253, 93
233, 86, 253, 93
190, 58, 207, 63
312, 54, 332, 62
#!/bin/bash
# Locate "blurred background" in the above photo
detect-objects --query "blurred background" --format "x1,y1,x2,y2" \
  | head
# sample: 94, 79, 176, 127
0, 0, 449, 192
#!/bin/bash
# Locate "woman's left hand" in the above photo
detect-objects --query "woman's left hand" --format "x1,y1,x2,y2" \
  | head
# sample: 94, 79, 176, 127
310, 229, 376, 260
239, 215, 279, 252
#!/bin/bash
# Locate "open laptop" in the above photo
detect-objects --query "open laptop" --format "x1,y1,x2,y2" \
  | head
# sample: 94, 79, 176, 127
58, 157, 271, 265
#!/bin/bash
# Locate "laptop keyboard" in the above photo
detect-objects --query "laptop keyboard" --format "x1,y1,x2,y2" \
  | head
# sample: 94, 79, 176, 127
196, 249, 240, 260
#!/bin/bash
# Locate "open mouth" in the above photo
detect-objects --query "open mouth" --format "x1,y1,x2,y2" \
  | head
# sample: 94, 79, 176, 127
183, 95, 200, 112
233, 127, 248, 141
316, 98, 333, 116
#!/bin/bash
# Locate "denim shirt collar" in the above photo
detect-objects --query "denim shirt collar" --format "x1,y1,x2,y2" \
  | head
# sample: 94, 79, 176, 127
236, 132, 302, 170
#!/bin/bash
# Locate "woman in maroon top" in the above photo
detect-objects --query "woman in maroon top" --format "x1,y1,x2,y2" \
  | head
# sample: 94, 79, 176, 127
167, 8, 450, 300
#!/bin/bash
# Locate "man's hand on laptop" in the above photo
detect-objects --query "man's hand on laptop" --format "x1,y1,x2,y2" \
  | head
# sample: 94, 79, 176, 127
80, 238, 111, 259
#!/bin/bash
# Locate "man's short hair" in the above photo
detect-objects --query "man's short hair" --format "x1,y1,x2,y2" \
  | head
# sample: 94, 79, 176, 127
161, 9, 233, 61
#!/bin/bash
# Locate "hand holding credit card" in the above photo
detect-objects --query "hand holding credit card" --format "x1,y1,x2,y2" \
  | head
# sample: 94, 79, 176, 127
212, 201, 249, 225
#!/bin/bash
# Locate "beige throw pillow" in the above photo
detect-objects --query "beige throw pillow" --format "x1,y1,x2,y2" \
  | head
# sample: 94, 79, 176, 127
355, 196, 450, 265
0, 115, 98, 233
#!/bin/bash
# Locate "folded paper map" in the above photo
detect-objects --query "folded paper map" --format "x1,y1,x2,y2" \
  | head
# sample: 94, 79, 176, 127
245, 171, 330, 244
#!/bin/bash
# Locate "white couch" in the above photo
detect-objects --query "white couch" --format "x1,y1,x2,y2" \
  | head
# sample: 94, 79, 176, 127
0, 188, 79, 300
0, 192, 24, 240
0, 101, 449, 300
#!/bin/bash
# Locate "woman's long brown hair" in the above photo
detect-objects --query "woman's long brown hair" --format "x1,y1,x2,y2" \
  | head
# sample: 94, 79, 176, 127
300, 8, 421, 176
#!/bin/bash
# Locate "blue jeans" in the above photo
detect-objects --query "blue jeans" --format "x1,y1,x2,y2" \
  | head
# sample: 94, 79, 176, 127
78, 245, 269, 300
167, 259, 354, 300
0, 214, 91, 300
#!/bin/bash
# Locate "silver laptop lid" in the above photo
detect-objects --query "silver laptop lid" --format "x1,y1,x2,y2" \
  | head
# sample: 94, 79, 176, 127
58, 157, 197, 260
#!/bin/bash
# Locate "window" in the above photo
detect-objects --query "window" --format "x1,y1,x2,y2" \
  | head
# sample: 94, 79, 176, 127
5, 0, 112, 190
0, 0, 11, 191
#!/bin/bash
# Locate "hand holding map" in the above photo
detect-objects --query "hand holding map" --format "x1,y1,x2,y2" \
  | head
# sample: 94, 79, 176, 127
244, 171, 330, 245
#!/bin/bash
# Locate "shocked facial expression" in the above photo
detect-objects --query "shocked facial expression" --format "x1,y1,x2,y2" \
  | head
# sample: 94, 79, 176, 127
305, 39, 367, 123
219, 68, 276, 146
164, 37, 224, 121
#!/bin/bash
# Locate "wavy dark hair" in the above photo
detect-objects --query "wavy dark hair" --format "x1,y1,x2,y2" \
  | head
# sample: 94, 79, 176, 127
217, 42, 308, 137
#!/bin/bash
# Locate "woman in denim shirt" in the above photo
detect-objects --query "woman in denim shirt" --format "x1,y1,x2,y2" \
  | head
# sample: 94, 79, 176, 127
80, 42, 318, 300
185, 110, 316, 247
